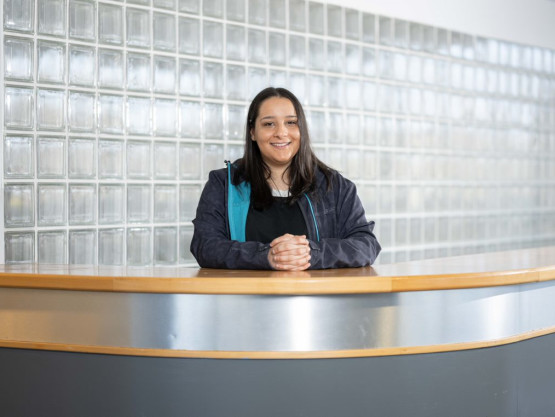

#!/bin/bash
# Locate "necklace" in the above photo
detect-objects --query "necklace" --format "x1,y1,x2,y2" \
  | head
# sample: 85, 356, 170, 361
269, 176, 289, 198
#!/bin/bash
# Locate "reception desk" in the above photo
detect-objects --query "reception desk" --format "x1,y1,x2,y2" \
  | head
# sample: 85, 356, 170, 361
1, 247, 555, 416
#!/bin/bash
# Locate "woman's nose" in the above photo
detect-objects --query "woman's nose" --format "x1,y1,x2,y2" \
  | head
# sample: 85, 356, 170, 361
276, 122, 288, 137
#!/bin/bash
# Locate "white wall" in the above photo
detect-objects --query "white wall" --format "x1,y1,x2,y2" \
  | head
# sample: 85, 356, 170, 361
328, 0, 555, 49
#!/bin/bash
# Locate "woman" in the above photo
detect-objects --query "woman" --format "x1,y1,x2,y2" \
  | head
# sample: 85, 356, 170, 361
191, 87, 380, 270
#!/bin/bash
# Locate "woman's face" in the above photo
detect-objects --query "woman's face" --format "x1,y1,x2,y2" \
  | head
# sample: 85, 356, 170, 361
250, 97, 301, 172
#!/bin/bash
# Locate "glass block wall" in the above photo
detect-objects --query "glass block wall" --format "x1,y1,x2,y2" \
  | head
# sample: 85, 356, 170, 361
2, 0, 555, 265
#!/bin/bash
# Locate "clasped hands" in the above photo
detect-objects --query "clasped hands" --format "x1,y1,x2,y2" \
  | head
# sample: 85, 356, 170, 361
268, 233, 311, 271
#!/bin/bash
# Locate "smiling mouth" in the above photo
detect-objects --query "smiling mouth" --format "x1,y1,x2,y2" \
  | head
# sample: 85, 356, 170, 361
271, 142, 291, 148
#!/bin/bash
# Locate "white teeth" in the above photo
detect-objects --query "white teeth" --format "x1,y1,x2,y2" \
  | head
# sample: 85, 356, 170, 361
272, 143, 289, 148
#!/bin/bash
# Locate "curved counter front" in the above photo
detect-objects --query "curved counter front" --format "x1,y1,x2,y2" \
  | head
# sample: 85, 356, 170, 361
1, 246, 555, 417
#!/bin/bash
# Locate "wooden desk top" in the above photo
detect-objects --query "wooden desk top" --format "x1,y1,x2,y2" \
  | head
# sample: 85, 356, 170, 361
1, 246, 554, 294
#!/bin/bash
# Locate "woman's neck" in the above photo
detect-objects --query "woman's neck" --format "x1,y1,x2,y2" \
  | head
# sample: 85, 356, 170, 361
267, 167, 290, 191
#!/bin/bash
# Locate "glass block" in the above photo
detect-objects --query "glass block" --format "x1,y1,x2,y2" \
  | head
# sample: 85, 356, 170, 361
327, 5, 342, 37
154, 142, 177, 179
362, 13, 376, 44
180, 101, 202, 137
363, 116, 376, 145
248, 68, 268, 100
327, 112, 344, 144
422, 58, 435, 84
154, 228, 177, 265
154, 185, 177, 222
204, 103, 224, 139
4, 136, 33, 179
127, 185, 151, 223
393, 53, 407, 81
69, 184, 96, 225
226, 65, 246, 100
308, 38, 324, 71
154, 99, 177, 136
203, 144, 224, 176
268, 32, 286, 66
308, 111, 325, 143
98, 49, 123, 88
153, 12, 176, 51
179, 0, 200, 13
345, 80, 361, 110
345, 9, 359, 40
127, 8, 150, 48
268, 0, 285, 28
248, 29, 267, 64
37, 89, 65, 131
408, 55, 422, 83
309, 2, 324, 35
99, 140, 124, 179
436, 28, 449, 55
289, 73, 307, 104
203, 62, 224, 98
129, 0, 149, 4
37, 137, 65, 178
363, 152, 376, 180
362, 82, 376, 111
269, 70, 287, 87
308, 75, 325, 106
422, 25, 435, 52
38, 0, 66, 36
127, 227, 152, 266
68, 138, 95, 178
227, 25, 246, 61
154, 56, 177, 93
345, 45, 361, 75
409, 23, 422, 51
4, 37, 33, 81
127, 97, 151, 135
127, 53, 151, 91
99, 4, 122, 44
228, 145, 243, 162
289, 35, 306, 68
362, 48, 376, 77
179, 227, 195, 263
450, 31, 463, 58
99, 184, 124, 224
178, 17, 200, 55
327, 77, 344, 108
345, 149, 361, 179
394, 19, 408, 49
179, 59, 201, 96
227, 105, 246, 139
250, 0, 267, 25
203, 21, 223, 58
4, 184, 34, 227
99, 228, 124, 266
4, 0, 34, 32
69, 0, 95, 40
98, 95, 124, 134
68, 92, 94, 132
38, 184, 66, 226
289, 0, 306, 32
5, 232, 35, 264
346, 114, 360, 145
69, 230, 96, 264
37, 41, 65, 84
154, 0, 175, 9
327, 41, 343, 73
179, 143, 201, 179
227, 0, 246, 21
378, 16, 392, 46
69, 45, 95, 86
127, 141, 151, 179
203, 0, 223, 18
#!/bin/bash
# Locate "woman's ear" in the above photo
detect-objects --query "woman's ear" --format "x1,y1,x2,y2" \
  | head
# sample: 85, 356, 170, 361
250, 128, 255, 141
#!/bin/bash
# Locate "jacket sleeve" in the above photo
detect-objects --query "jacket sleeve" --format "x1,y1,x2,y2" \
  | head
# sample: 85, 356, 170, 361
308, 175, 381, 269
190, 170, 272, 269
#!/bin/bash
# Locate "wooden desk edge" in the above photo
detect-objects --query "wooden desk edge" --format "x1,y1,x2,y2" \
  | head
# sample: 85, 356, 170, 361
1, 326, 554, 359
0, 266, 554, 294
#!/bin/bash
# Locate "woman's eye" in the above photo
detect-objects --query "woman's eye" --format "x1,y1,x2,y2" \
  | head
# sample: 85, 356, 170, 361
287, 120, 297, 125
263, 122, 274, 127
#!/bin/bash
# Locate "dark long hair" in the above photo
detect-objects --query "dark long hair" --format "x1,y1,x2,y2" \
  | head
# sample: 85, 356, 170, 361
234, 87, 333, 209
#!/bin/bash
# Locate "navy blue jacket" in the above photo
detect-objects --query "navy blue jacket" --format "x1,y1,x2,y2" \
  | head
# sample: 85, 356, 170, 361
191, 164, 381, 269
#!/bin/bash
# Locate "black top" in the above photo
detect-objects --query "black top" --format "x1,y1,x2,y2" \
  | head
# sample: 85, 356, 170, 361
245, 198, 308, 244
